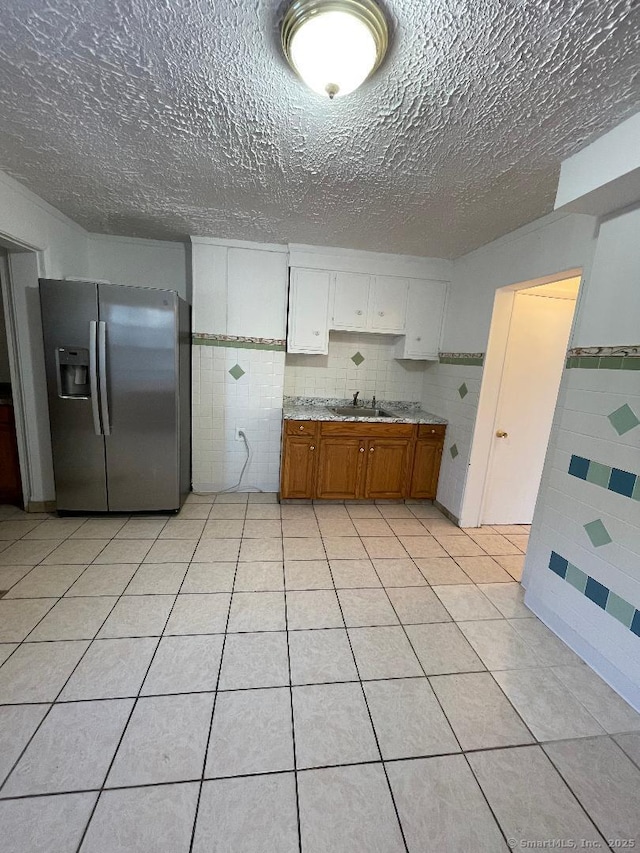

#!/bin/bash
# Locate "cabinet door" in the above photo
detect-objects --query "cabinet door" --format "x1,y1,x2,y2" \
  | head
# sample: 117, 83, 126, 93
288, 269, 331, 354
0, 405, 23, 505
410, 439, 443, 499
364, 439, 411, 500
280, 436, 318, 499
402, 280, 447, 359
368, 276, 408, 333
332, 272, 370, 331
316, 437, 364, 499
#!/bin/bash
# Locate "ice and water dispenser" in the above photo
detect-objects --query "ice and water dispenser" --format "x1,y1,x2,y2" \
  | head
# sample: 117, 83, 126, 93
55, 347, 91, 398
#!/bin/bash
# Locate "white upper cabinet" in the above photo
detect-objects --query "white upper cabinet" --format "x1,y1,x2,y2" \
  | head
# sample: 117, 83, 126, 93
287, 262, 447, 359
331, 272, 370, 330
396, 279, 447, 360
368, 275, 408, 332
287, 268, 331, 354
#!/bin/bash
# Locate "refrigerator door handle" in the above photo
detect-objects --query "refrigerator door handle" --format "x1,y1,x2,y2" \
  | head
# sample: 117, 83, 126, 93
98, 320, 111, 436
89, 321, 102, 436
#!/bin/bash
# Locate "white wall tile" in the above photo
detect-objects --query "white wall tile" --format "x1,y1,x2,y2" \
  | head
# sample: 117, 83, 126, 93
192, 346, 285, 492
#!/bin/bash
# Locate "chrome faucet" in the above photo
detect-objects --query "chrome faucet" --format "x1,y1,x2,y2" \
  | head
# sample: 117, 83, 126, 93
352, 391, 360, 407
371, 395, 376, 409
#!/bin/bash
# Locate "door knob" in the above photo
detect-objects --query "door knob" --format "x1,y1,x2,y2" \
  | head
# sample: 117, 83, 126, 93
496, 430, 508, 438
309, 445, 315, 451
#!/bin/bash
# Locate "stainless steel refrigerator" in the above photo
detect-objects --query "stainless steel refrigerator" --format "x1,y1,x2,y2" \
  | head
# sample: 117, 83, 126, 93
40, 279, 191, 513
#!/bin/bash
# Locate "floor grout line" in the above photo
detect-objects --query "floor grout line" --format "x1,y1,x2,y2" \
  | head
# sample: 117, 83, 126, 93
0, 498, 636, 851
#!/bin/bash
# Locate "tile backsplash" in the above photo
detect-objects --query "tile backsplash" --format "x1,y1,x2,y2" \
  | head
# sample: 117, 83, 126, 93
284, 332, 428, 401
192, 342, 285, 492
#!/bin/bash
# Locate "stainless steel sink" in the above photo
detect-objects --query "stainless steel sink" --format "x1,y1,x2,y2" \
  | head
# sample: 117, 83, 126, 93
330, 406, 395, 418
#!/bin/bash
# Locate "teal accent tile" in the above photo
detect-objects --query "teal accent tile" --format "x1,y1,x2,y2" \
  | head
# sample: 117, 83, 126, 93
228, 364, 245, 380
599, 356, 623, 369
578, 357, 599, 369
584, 519, 612, 548
458, 382, 468, 399
606, 592, 635, 628
608, 404, 640, 436
351, 352, 364, 366
622, 357, 640, 370
450, 443, 459, 459
565, 563, 587, 593
633, 477, 640, 502
585, 461, 611, 488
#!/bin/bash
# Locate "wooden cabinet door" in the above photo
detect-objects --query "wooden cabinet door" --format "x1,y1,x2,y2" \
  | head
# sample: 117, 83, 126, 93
364, 439, 411, 500
280, 436, 318, 499
316, 437, 364, 499
332, 272, 370, 331
368, 276, 408, 333
287, 269, 331, 354
410, 439, 443, 499
401, 280, 447, 359
0, 405, 23, 506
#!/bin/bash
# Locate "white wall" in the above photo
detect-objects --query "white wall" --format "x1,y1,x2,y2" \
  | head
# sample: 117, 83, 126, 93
87, 234, 189, 299
524, 203, 640, 708
428, 212, 597, 521
444, 213, 596, 353
0, 284, 10, 384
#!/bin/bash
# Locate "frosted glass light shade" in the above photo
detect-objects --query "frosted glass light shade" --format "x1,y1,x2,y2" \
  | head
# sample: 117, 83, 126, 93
282, 0, 388, 99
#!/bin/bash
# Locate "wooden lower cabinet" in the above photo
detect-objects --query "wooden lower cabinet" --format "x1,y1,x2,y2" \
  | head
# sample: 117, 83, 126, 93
280, 419, 446, 501
364, 439, 412, 499
409, 439, 443, 499
316, 437, 364, 499
0, 404, 22, 506
280, 436, 318, 499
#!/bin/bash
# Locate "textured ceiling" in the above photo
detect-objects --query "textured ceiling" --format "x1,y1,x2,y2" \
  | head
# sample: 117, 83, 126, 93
0, 0, 639, 258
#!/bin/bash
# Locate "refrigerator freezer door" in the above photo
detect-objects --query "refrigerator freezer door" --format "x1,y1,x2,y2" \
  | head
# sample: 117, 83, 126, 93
40, 279, 109, 511
99, 284, 180, 511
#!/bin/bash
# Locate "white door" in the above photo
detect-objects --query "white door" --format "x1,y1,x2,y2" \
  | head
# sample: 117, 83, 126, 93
287, 268, 331, 354
482, 291, 577, 523
368, 276, 408, 332
403, 280, 446, 359
332, 272, 370, 330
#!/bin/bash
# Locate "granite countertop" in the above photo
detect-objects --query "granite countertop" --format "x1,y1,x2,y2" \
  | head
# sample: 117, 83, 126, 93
282, 397, 447, 425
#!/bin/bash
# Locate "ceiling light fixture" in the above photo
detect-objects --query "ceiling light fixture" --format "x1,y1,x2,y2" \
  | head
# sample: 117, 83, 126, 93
281, 0, 389, 99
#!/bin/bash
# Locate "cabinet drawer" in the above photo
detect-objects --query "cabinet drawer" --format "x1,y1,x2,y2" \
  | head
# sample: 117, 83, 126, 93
285, 420, 319, 437
321, 421, 414, 439
417, 424, 446, 438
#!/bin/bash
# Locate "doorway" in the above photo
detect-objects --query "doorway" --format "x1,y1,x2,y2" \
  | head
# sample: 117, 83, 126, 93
460, 272, 581, 528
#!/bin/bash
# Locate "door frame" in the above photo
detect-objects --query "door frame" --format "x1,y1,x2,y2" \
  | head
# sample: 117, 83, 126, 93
0, 235, 46, 508
458, 267, 584, 529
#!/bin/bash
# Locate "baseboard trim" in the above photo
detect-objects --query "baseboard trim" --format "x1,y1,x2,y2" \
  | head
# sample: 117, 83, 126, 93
434, 500, 460, 526
26, 500, 56, 513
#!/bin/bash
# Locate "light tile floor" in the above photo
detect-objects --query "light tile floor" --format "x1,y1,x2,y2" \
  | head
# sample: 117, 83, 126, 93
0, 496, 639, 852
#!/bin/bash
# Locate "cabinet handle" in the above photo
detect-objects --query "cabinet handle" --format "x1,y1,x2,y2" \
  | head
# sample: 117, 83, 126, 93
299, 425, 304, 430
369, 447, 375, 452
431, 429, 435, 433
378, 311, 384, 316
359, 447, 365, 452
356, 310, 363, 315
309, 445, 315, 451
313, 330, 320, 336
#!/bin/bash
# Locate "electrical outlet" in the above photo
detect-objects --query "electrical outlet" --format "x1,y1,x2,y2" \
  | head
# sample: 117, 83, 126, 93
235, 428, 245, 441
